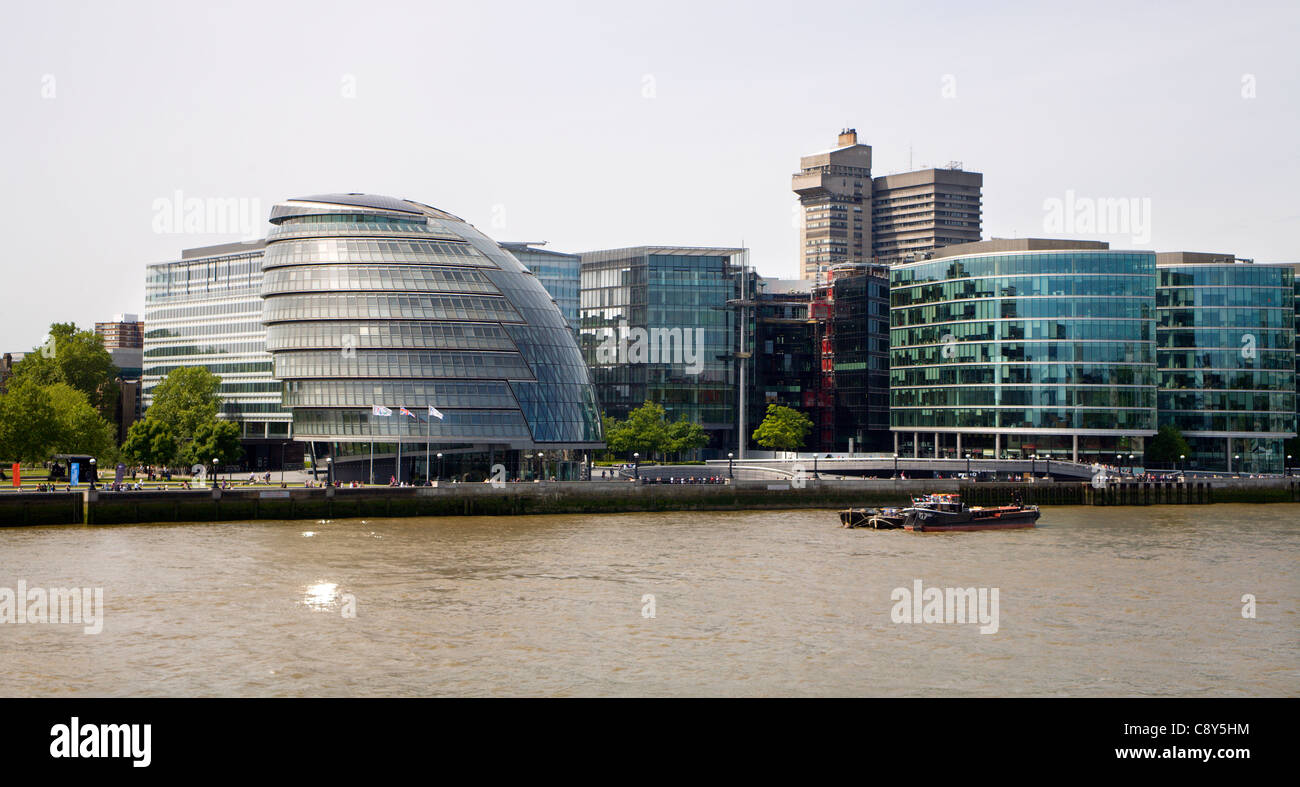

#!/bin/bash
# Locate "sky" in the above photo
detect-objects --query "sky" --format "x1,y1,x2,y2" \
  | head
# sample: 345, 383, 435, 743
1, 0, 1297, 351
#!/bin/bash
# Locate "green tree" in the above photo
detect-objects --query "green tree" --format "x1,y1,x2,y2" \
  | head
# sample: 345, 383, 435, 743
0, 380, 60, 465
185, 420, 243, 468
121, 418, 180, 468
146, 367, 222, 445
9, 323, 120, 417
45, 383, 116, 461
604, 401, 672, 460
665, 418, 708, 461
752, 404, 813, 453
1147, 425, 1192, 467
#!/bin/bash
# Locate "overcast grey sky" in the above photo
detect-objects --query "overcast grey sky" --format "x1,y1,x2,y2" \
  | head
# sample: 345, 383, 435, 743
2, 0, 1297, 351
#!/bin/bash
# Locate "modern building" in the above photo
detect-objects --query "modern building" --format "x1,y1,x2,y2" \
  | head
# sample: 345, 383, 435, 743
144, 239, 295, 469
872, 166, 983, 266
1155, 254, 1296, 473
749, 278, 823, 449
889, 239, 1157, 462
579, 246, 744, 453
95, 314, 144, 349
261, 193, 603, 482
793, 130, 872, 280
500, 242, 580, 330
829, 263, 892, 452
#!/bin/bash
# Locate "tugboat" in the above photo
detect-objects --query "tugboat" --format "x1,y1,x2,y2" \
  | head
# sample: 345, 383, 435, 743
901, 493, 1038, 532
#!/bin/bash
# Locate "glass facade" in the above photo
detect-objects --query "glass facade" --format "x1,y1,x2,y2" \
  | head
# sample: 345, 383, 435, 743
144, 242, 293, 443
1157, 264, 1296, 473
261, 194, 602, 481
890, 250, 1158, 461
501, 243, 580, 331
579, 247, 742, 453
832, 267, 891, 451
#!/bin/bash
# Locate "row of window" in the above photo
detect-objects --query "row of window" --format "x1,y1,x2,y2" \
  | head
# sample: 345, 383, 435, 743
891, 364, 1156, 387
281, 379, 519, 409
1158, 267, 1295, 288
265, 321, 518, 353
892, 342, 1154, 367
892, 275, 1156, 307
292, 408, 534, 440
272, 350, 536, 381
1158, 309, 1294, 329
1156, 329, 1293, 350
263, 238, 489, 268
891, 387, 1156, 408
891, 253, 1155, 285
1158, 349, 1293, 371
892, 298, 1153, 326
891, 407, 1157, 430
262, 294, 524, 323
892, 319, 1152, 347
1158, 391, 1297, 413
1156, 288, 1293, 309
261, 265, 500, 296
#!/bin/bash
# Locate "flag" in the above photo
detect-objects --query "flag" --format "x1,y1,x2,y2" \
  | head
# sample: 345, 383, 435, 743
400, 407, 416, 419
372, 405, 392, 416
428, 405, 444, 420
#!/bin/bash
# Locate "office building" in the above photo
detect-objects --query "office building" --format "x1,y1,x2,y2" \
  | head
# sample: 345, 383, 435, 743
1156, 253, 1296, 473
889, 239, 1157, 462
500, 242, 580, 330
144, 239, 295, 469
829, 263, 892, 452
579, 246, 743, 453
262, 194, 603, 482
872, 166, 983, 265
792, 130, 872, 280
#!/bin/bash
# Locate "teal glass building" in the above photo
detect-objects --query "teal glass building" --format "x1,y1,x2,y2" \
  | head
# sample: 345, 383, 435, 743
1156, 262, 1296, 473
500, 242, 580, 331
890, 246, 1158, 462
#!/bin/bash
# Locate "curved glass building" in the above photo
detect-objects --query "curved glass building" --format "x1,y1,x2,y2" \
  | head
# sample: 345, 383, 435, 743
890, 243, 1157, 462
1157, 261, 1296, 473
261, 194, 603, 482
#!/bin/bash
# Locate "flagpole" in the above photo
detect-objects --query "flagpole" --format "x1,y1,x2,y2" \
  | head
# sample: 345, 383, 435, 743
425, 413, 430, 485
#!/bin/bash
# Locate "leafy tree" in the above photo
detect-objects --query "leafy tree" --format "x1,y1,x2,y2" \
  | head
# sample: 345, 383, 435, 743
0, 380, 60, 465
45, 383, 116, 461
752, 404, 813, 453
1147, 424, 1192, 467
9, 323, 120, 417
185, 419, 243, 468
665, 418, 708, 460
604, 401, 671, 460
146, 367, 222, 445
121, 418, 180, 468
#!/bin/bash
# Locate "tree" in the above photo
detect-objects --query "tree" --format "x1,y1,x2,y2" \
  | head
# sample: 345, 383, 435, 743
9, 323, 120, 417
604, 401, 671, 460
146, 367, 222, 445
665, 418, 708, 460
1147, 425, 1192, 467
45, 383, 116, 461
185, 420, 243, 468
121, 418, 180, 468
752, 404, 813, 453
0, 380, 60, 465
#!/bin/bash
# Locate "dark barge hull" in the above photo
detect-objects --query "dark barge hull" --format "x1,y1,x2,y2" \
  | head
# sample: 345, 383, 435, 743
904, 508, 1039, 532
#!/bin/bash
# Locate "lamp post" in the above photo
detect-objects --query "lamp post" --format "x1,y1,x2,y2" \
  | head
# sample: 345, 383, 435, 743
727, 452, 734, 480
634, 452, 640, 481
437, 452, 443, 483
1287, 454, 1293, 477
1030, 453, 1036, 478
1128, 454, 1135, 477
1044, 453, 1050, 480
1234, 454, 1241, 476
1116, 453, 1123, 475
88, 457, 96, 490
325, 457, 333, 487
1179, 454, 1185, 476
212, 457, 219, 488
965, 452, 971, 476
893, 453, 898, 478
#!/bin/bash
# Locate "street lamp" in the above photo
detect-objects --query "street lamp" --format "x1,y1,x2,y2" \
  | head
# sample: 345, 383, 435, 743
634, 452, 640, 481
1179, 454, 1186, 475
325, 457, 333, 487
893, 453, 898, 478
727, 452, 734, 479
1044, 453, 1050, 479
437, 452, 443, 483
88, 457, 96, 489
965, 452, 971, 476
1287, 454, 1293, 477
212, 457, 219, 488
1234, 454, 1241, 475
1030, 453, 1036, 477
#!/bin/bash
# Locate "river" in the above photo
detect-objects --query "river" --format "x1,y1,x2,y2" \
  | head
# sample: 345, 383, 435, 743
0, 505, 1296, 696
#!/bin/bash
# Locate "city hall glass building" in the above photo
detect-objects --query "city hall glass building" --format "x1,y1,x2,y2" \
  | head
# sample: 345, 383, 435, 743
261, 194, 603, 482
889, 241, 1158, 462
1156, 260, 1296, 473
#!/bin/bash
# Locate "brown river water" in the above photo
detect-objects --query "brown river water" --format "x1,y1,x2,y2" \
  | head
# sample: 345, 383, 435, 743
0, 505, 1296, 696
